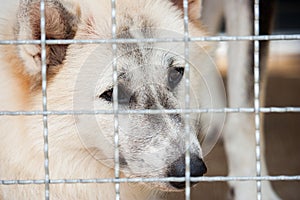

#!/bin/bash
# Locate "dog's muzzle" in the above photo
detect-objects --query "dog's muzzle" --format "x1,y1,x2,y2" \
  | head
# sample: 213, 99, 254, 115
167, 153, 207, 189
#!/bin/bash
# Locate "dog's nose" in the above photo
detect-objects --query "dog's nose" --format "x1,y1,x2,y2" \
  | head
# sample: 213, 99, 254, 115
167, 154, 207, 189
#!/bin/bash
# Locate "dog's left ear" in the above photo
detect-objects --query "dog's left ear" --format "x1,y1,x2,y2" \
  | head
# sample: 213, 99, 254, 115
170, 0, 202, 20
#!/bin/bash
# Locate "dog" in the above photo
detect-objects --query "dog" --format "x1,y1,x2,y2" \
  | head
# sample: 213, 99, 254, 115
0, 0, 279, 199
201, 0, 280, 199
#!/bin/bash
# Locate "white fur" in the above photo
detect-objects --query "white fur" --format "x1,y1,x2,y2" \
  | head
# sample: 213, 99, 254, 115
0, 0, 225, 199
202, 0, 280, 199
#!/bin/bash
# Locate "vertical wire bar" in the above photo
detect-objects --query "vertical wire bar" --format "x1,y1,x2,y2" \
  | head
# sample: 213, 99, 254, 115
40, 0, 50, 199
111, 0, 120, 199
183, 0, 191, 200
254, 0, 262, 199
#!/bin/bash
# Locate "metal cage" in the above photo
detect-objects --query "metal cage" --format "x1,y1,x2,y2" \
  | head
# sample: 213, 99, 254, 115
0, 0, 300, 200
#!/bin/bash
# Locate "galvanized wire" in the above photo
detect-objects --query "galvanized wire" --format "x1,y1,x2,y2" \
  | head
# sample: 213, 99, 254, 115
0, 107, 300, 116
254, 0, 262, 199
1, 175, 300, 185
40, 0, 50, 199
0, 34, 300, 45
183, 0, 191, 199
110, 0, 120, 199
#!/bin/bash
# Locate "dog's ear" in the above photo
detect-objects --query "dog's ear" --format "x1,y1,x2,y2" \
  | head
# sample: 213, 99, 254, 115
16, 0, 80, 78
170, 0, 202, 20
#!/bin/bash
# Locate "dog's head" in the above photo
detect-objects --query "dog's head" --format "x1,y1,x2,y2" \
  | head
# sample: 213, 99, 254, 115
14, 0, 225, 191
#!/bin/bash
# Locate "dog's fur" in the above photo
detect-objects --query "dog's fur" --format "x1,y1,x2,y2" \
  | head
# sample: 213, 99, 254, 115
0, 0, 279, 199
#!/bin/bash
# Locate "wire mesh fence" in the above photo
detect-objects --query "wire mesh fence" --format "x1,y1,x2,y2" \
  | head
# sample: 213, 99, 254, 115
0, 0, 299, 200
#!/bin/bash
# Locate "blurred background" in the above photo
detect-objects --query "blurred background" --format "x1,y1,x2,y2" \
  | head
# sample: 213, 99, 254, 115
169, 0, 300, 199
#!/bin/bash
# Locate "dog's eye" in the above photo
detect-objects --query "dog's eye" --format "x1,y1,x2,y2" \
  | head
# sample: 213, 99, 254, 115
168, 67, 184, 89
99, 88, 113, 102
99, 86, 132, 104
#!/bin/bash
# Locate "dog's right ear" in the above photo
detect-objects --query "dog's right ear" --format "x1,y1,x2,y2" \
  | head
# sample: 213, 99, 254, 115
170, 0, 202, 20
16, 0, 80, 78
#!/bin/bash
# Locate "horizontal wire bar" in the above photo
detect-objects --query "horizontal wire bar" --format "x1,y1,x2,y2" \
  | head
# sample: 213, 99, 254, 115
0, 34, 299, 45
1, 176, 300, 185
0, 107, 300, 116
